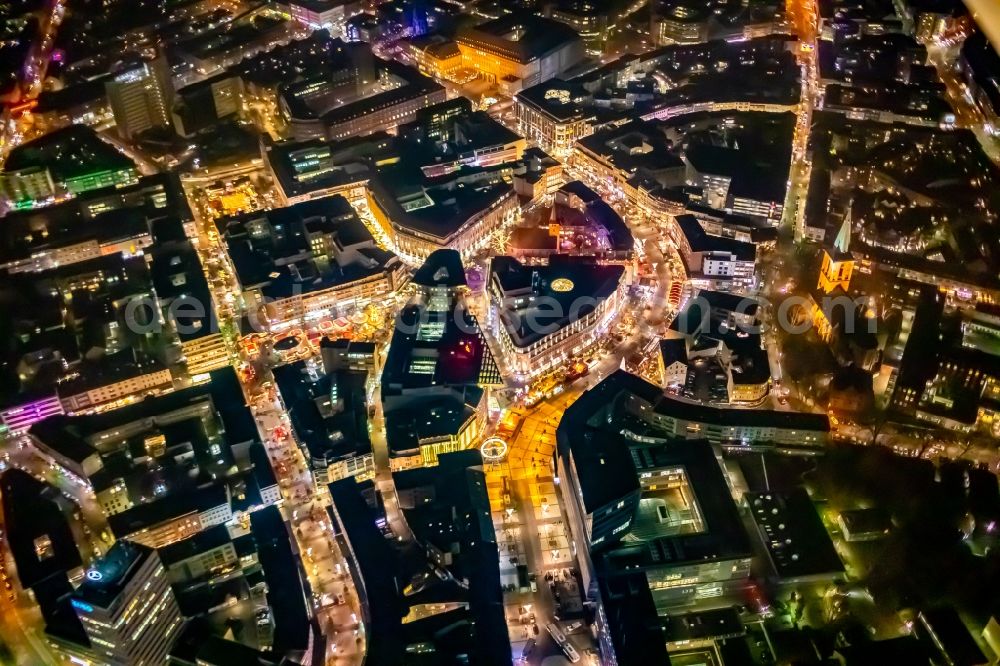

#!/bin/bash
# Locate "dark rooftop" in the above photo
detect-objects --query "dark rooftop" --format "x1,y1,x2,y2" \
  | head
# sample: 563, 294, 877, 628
249, 506, 310, 654
327, 478, 405, 666
218, 195, 400, 300
0, 469, 82, 590
746, 488, 845, 580
4, 124, 135, 184
675, 215, 756, 262
457, 14, 581, 65
411, 249, 467, 288
273, 361, 372, 466
73, 541, 153, 609
489, 254, 625, 347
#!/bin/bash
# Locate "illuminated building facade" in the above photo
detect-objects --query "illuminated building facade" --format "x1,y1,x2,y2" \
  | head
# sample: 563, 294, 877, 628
285, 0, 361, 37
366, 166, 520, 262
407, 35, 463, 80
58, 366, 175, 413
554, 372, 753, 652
274, 361, 376, 489
456, 15, 585, 93
488, 255, 627, 379
382, 251, 502, 470
217, 196, 406, 330
278, 47, 446, 141
0, 125, 139, 206
671, 214, 756, 289
70, 542, 183, 665
817, 217, 855, 294
105, 57, 173, 140
515, 81, 593, 156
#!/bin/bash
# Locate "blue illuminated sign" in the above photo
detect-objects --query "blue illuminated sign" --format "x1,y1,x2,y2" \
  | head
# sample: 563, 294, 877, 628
70, 599, 93, 613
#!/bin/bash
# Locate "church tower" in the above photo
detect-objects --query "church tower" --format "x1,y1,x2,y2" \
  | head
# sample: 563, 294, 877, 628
817, 215, 854, 294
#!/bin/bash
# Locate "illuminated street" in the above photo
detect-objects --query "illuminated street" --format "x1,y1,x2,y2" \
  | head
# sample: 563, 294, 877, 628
1, 0, 1000, 665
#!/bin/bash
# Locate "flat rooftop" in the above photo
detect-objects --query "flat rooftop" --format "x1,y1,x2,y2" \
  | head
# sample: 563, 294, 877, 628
73, 541, 152, 610
217, 195, 399, 300
4, 124, 135, 183
0, 173, 189, 266
747, 488, 844, 579
490, 254, 624, 347
457, 14, 581, 65
273, 361, 372, 465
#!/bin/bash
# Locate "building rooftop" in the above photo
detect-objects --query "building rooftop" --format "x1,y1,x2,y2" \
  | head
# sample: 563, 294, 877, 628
661, 607, 745, 643
747, 488, 845, 580
149, 234, 217, 343
273, 361, 372, 467
265, 133, 390, 200
836, 636, 932, 665
218, 195, 400, 300
106, 484, 229, 540
0, 469, 82, 590
382, 252, 500, 396
0, 251, 162, 407
30, 367, 256, 465
411, 248, 467, 288
556, 373, 752, 569
249, 506, 311, 654
383, 387, 483, 456
327, 478, 405, 665
457, 14, 582, 65
0, 173, 188, 267
515, 78, 590, 123
685, 137, 791, 204
598, 575, 672, 665
5, 124, 134, 180
489, 254, 625, 347
368, 161, 514, 242
577, 119, 684, 178
156, 524, 232, 568
675, 214, 756, 261
918, 607, 988, 666
555, 181, 634, 254
73, 541, 153, 610
393, 449, 501, 591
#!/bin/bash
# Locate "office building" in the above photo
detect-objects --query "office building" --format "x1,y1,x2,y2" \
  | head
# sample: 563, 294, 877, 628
456, 14, 585, 93
265, 133, 390, 206
671, 214, 756, 289
28, 369, 275, 548
274, 360, 375, 487
171, 73, 243, 137
515, 79, 593, 156
0, 125, 138, 206
367, 162, 519, 262
662, 290, 771, 405
70, 542, 183, 665
105, 57, 173, 140
382, 250, 502, 470
217, 195, 406, 330
285, 0, 361, 37
488, 254, 627, 380
277, 44, 445, 141
554, 371, 754, 664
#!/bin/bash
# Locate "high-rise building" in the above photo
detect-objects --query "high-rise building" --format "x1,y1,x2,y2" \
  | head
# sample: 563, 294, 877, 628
105, 57, 173, 140
70, 541, 184, 665
172, 73, 243, 137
